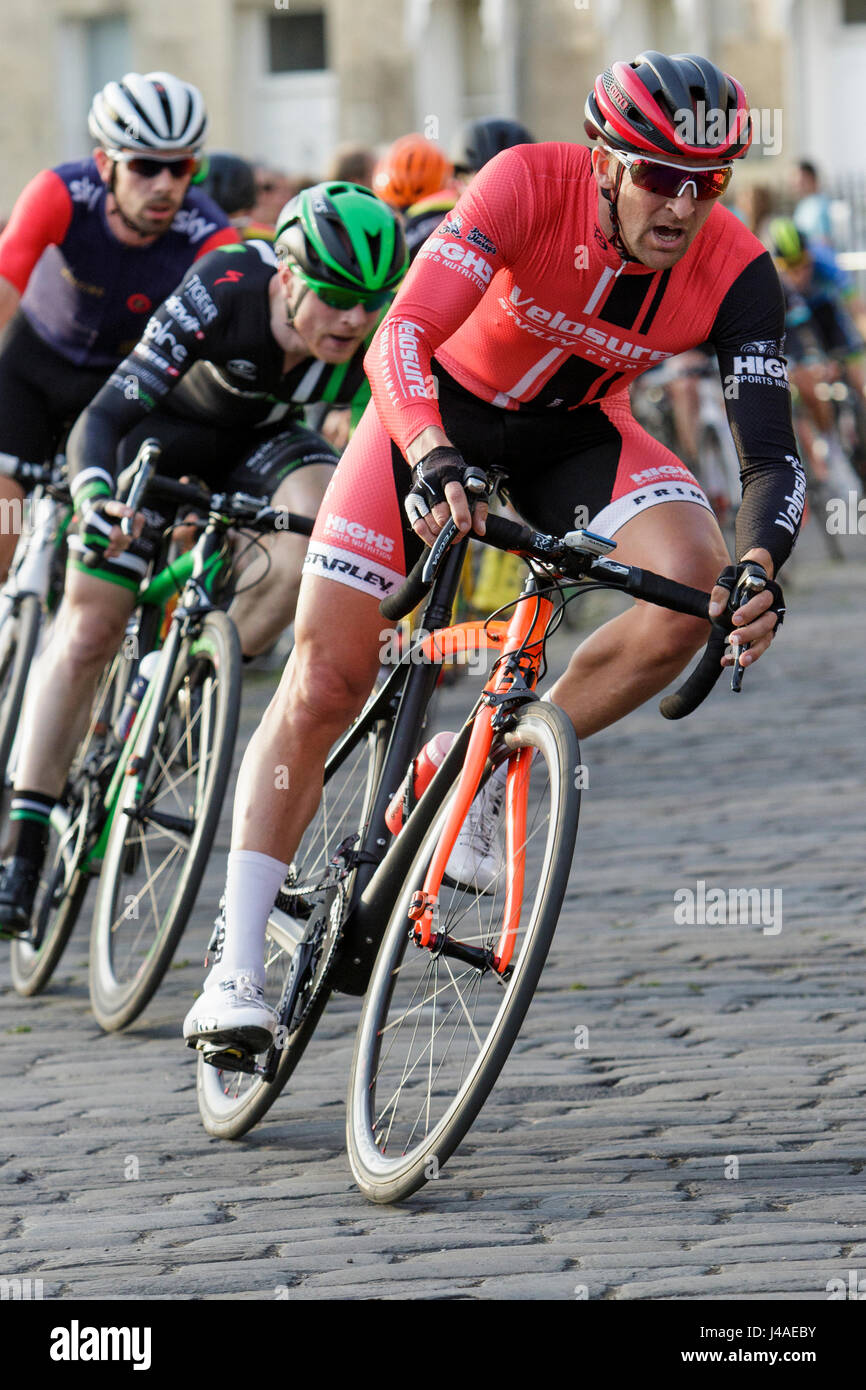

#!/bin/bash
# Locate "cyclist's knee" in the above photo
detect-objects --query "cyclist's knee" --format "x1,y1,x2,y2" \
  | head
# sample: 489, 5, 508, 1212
60, 602, 127, 670
635, 603, 708, 667
288, 645, 377, 731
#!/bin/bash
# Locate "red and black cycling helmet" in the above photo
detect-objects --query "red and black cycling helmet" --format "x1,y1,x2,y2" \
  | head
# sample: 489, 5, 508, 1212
584, 51, 752, 160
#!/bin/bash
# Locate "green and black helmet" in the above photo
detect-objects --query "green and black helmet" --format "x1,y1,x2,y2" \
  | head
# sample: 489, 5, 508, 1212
275, 181, 408, 305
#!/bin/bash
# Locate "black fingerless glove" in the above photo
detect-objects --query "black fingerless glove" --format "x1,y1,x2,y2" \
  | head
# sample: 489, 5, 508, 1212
404, 447, 491, 529
714, 561, 786, 633
77, 494, 116, 563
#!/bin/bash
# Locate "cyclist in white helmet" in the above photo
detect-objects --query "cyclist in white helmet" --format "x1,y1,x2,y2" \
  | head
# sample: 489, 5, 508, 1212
0, 72, 238, 934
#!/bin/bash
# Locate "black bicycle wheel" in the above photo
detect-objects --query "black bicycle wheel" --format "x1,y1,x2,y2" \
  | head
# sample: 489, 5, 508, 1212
88, 611, 241, 1031
347, 700, 580, 1204
8, 644, 128, 996
196, 718, 389, 1140
0, 594, 42, 802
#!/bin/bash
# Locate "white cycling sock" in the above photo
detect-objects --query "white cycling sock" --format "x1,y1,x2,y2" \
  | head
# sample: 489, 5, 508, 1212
212, 848, 289, 986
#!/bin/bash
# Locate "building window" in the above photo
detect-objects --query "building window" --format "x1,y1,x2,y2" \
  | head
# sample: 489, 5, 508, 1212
86, 15, 131, 97
268, 12, 327, 72
843, 0, 866, 21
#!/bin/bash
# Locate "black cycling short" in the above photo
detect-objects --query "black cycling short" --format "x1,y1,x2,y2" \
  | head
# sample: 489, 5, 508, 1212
0, 313, 109, 479
69, 412, 337, 591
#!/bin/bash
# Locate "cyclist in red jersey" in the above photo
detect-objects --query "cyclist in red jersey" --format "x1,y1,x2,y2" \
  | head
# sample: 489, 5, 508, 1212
184, 52, 797, 1054
0, 72, 237, 580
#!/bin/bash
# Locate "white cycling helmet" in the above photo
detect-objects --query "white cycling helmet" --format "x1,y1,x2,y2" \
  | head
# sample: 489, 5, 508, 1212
88, 71, 208, 155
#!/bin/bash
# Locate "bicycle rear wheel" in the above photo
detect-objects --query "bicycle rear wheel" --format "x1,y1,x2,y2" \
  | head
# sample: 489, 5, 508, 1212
196, 718, 388, 1139
89, 611, 241, 1031
347, 699, 580, 1203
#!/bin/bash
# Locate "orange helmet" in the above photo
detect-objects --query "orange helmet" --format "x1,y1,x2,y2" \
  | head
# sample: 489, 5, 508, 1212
373, 134, 453, 210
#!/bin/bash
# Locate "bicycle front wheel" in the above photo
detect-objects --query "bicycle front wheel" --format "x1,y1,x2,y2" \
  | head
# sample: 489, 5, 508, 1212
347, 699, 580, 1204
89, 611, 241, 1031
196, 718, 389, 1140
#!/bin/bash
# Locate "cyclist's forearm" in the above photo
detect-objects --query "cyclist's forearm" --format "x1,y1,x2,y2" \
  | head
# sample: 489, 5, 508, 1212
67, 392, 142, 504
406, 425, 454, 467
735, 456, 805, 572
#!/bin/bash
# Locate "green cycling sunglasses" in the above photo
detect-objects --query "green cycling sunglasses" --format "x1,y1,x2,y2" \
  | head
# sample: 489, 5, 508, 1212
292, 265, 395, 311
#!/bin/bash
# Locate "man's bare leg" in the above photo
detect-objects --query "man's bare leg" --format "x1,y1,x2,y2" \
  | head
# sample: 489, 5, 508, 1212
228, 463, 334, 657
550, 501, 730, 738
14, 569, 136, 797
231, 573, 389, 866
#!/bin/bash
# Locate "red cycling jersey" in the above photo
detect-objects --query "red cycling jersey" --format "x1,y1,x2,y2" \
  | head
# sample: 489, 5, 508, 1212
369, 142, 780, 438
305, 143, 803, 602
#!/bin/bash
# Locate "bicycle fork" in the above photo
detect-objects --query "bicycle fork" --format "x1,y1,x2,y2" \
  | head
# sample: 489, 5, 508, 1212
407, 582, 554, 974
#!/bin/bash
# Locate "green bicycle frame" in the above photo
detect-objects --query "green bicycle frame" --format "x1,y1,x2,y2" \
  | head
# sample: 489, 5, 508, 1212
82, 543, 227, 868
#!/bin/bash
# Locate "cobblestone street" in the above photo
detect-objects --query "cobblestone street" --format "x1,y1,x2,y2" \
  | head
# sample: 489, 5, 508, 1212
2, 530, 864, 1300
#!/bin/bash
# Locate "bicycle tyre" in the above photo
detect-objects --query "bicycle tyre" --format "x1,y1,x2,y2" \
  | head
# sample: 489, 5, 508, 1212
196, 719, 389, 1140
346, 699, 580, 1204
0, 594, 42, 799
88, 610, 241, 1031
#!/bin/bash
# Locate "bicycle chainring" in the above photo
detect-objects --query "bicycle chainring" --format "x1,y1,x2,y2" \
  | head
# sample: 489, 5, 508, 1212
282, 881, 346, 1033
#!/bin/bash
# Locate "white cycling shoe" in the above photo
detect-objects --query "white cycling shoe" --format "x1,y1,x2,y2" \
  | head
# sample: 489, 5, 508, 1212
183, 969, 277, 1055
444, 764, 507, 894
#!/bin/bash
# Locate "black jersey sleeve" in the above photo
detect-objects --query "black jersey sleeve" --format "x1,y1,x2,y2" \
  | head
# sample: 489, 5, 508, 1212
709, 251, 806, 572
66, 247, 244, 504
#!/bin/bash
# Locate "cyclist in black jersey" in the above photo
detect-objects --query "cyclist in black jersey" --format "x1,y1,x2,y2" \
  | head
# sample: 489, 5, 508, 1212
0, 182, 408, 937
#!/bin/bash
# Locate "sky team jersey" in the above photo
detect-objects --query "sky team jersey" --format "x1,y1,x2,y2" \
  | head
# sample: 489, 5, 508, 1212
0, 160, 238, 367
366, 142, 805, 564
67, 240, 375, 502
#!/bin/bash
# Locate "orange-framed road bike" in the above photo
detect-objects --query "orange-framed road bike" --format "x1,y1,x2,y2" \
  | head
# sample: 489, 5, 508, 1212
196, 478, 731, 1202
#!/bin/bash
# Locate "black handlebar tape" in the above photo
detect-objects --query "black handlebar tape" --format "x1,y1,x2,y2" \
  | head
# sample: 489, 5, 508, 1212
625, 567, 710, 621
480, 513, 537, 552
380, 512, 536, 622
380, 550, 430, 621
659, 626, 727, 720
146, 474, 212, 512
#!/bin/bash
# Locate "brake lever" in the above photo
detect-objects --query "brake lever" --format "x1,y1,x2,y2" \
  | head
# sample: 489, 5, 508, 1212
420, 473, 489, 585
422, 519, 458, 583
729, 571, 767, 693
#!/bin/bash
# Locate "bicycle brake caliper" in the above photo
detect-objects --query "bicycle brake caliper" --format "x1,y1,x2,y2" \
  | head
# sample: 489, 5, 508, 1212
408, 891, 436, 946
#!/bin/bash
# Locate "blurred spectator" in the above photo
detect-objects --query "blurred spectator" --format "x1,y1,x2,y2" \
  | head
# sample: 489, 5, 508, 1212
372, 133, 452, 211
729, 183, 776, 245
251, 165, 295, 226
197, 152, 276, 240
793, 160, 835, 249
325, 142, 377, 189
450, 116, 535, 189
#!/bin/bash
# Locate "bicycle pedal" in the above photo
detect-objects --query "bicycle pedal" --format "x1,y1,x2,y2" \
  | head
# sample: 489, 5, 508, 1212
196, 1041, 258, 1075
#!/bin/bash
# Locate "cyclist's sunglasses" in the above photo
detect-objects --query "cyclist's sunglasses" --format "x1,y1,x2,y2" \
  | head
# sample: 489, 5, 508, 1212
292, 266, 394, 311
607, 148, 733, 201
112, 153, 200, 180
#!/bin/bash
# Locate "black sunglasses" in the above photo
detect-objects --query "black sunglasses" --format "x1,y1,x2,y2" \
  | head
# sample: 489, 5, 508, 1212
113, 153, 199, 180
